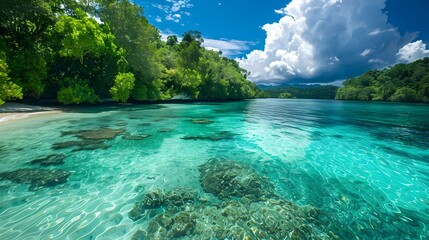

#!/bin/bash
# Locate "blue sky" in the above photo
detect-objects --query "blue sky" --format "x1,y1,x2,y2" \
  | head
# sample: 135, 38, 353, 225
137, 0, 429, 85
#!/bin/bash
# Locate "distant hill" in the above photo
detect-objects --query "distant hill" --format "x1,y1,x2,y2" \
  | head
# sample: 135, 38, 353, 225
257, 84, 339, 99
336, 58, 429, 102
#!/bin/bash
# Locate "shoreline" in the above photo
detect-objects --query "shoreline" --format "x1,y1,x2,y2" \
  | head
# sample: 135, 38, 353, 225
0, 103, 62, 125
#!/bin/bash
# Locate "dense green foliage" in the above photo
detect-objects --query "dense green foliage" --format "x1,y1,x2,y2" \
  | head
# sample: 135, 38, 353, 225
0, 0, 257, 105
110, 72, 135, 102
0, 51, 23, 105
336, 58, 429, 102
258, 85, 339, 99
57, 83, 100, 104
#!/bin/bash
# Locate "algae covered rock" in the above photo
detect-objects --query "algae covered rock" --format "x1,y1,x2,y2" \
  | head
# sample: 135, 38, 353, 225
189, 198, 326, 240
181, 131, 236, 141
77, 128, 125, 140
189, 119, 213, 124
147, 211, 196, 239
165, 188, 196, 207
30, 154, 67, 166
129, 188, 198, 222
142, 189, 165, 208
129, 204, 146, 222
61, 128, 125, 140
198, 159, 274, 200
158, 128, 173, 132
131, 230, 147, 240
128, 159, 336, 239
129, 189, 165, 221
52, 140, 110, 151
122, 133, 151, 140
0, 169, 70, 190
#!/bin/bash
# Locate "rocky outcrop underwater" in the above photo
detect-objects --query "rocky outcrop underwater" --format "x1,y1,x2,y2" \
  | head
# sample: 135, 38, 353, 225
129, 159, 339, 239
0, 169, 70, 191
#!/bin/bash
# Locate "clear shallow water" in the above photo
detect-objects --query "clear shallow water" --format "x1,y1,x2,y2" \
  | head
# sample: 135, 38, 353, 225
0, 99, 428, 239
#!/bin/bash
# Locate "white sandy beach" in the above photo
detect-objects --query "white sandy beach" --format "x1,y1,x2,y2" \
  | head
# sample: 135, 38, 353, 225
0, 103, 61, 124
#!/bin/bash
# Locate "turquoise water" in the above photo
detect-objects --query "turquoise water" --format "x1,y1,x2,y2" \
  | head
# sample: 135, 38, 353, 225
0, 99, 428, 239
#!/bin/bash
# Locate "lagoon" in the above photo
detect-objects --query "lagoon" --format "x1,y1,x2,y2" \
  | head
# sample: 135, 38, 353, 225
0, 99, 428, 239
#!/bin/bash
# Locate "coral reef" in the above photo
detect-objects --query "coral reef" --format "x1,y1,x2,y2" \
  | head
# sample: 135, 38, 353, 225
129, 188, 197, 222
158, 128, 173, 132
199, 159, 274, 200
129, 159, 336, 239
62, 128, 125, 140
189, 119, 213, 124
30, 154, 67, 166
122, 133, 151, 140
55, 127, 126, 151
52, 140, 110, 151
0, 169, 70, 190
181, 131, 236, 141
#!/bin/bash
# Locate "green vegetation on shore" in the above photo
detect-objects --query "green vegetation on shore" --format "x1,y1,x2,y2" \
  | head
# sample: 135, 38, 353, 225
257, 85, 339, 99
0, 0, 258, 105
336, 58, 429, 102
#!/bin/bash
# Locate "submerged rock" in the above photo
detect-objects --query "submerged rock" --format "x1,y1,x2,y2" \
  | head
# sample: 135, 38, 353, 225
0, 169, 70, 190
131, 230, 147, 240
128, 159, 336, 239
158, 128, 173, 133
165, 188, 196, 207
122, 133, 151, 140
189, 119, 213, 124
129, 188, 198, 222
116, 121, 128, 127
78, 128, 125, 140
143, 198, 327, 240
30, 154, 67, 166
181, 131, 236, 141
61, 128, 125, 140
198, 159, 274, 200
142, 189, 165, 208
129, 189, 166, 221
147, 211, 196, 239
52, 140, 110, 151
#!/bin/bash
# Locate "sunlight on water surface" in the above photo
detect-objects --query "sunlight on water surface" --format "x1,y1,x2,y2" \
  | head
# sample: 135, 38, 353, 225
0, 99, 428, 239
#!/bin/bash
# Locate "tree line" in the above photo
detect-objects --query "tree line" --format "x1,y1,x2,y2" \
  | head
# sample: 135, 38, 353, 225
257, 85, 339, 99
336, 58, 429, 102
0, 0, 258, 105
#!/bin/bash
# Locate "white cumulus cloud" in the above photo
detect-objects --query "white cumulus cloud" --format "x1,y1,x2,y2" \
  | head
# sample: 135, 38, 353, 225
204, 39, 256, 57
360, 49, 372, 57
239, 0, 421, 84
397, 40, 429, 63
159, 31, 255, 58
154, 0, 193, 23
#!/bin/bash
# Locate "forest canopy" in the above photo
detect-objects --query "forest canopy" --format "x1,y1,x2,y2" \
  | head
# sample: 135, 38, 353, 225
336, 58, 429, 102
0, 0, 258, 105
257, 85, 339, 99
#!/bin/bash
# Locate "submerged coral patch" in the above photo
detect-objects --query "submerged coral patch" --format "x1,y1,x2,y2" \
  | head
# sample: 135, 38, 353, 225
129, 189, 197, 222
122, 133, 151, 140
198, 159, 274, 200
158, 128, 173, 132
181, 131, 236, 141
0, 169, 70, 190
61, 128, 125, 140
189, 119, 214, 124
130, 159, 335, 239
52, 140, 110, 151
77, 128, 125, 140
56, 127, 125, 151
30, 154, 67, 166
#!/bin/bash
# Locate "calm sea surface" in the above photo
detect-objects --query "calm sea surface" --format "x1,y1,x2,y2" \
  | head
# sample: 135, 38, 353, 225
0, 99, 428, 239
